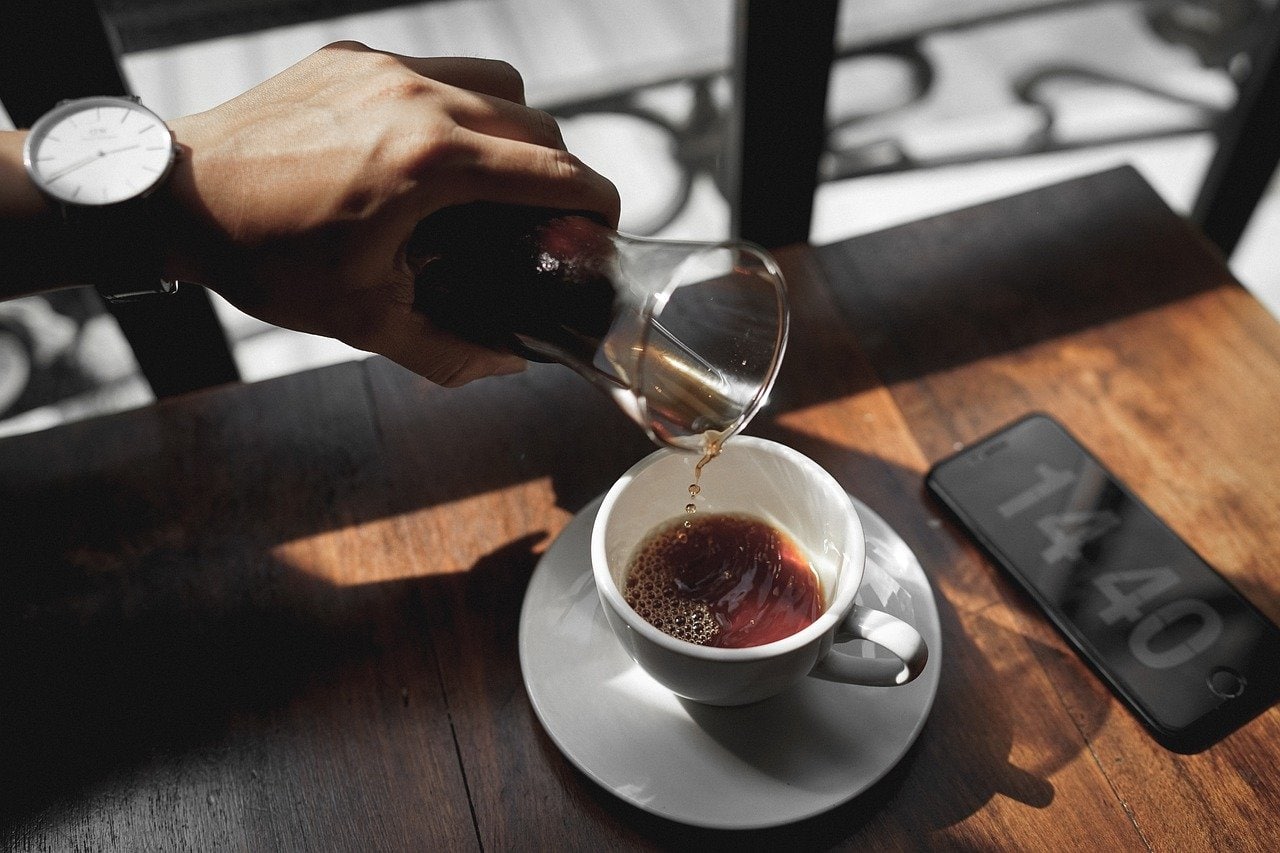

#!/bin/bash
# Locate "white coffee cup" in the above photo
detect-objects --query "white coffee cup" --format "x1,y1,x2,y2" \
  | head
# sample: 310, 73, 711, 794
591, 436, 928, 706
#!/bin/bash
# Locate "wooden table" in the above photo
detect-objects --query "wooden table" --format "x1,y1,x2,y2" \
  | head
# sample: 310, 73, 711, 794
4, 167, 1279, 849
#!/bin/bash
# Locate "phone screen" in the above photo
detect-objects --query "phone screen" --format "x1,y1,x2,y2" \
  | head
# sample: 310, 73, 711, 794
927, 413, 1280, 752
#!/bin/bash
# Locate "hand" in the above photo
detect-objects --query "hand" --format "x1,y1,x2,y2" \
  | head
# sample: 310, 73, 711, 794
165, 41, 620, 386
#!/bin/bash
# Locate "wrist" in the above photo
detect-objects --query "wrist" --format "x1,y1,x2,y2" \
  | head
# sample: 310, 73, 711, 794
159, 117, 215, 287
0, 130, 85, 296
17, 99, 188, 301
1, 131, 58, 219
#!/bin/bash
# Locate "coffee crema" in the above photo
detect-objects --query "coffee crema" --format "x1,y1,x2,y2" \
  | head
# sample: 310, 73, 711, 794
622, 512, 824, 648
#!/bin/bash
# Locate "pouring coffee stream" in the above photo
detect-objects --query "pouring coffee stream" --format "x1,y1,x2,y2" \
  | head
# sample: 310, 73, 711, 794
409, 202, 789, 452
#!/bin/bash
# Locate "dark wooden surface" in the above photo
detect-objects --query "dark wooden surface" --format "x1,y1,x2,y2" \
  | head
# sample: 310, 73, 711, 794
4, 166, 1279, 850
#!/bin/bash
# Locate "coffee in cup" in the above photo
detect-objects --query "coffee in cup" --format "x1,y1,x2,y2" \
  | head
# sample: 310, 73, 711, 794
592, 436, 928, 706
623, 511, 823, 648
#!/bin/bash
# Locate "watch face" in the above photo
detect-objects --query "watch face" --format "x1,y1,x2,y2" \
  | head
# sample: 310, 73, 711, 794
24, 96, 176, 206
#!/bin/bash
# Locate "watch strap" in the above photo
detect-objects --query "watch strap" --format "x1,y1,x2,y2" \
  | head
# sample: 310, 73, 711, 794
66, 198, 178, 303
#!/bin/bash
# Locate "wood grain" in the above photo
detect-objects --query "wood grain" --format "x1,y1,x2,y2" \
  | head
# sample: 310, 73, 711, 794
3, 167, 1278, 849
0, 364, 478, 850
818, 165, 1280, 849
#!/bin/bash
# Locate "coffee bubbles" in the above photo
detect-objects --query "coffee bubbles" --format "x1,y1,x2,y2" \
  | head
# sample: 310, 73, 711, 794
622, 512, 824, 648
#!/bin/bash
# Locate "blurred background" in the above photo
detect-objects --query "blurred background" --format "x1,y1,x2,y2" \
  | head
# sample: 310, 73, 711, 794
3, 0, 1277, 437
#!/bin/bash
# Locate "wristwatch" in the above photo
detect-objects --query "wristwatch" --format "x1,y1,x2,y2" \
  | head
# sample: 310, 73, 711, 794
22, 95, 181, 303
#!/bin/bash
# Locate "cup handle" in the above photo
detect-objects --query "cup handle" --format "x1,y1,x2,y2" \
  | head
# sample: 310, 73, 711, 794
810, 605, 929, 686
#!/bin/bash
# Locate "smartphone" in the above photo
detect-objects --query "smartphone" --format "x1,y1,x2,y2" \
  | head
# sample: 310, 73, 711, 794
926, 413, 1280, 753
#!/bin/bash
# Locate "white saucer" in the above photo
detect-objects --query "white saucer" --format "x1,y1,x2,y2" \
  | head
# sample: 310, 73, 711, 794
518, 494, 942, 830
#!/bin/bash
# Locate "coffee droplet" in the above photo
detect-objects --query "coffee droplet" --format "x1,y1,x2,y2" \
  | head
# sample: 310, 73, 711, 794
680, 431, 722, 517
695, 432, 724, 478
683, 483, 702, 515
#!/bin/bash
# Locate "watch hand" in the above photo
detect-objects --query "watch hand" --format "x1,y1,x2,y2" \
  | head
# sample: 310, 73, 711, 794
44, 152, 101, 183
44, 144, 143, 183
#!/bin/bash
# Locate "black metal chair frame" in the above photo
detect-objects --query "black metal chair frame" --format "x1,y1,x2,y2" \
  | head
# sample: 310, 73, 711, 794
731, 0, 1280, 255
3, 0, 1274, 402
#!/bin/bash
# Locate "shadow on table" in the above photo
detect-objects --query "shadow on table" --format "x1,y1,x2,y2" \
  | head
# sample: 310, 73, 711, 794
811, 167, 1232, 396
540, 582, 1064, 848
0, 535, 370, 829
0, 339, 1092, 842
0, 513, 557, 841
0, 411, 1086, 846
1, 168, 1205, 841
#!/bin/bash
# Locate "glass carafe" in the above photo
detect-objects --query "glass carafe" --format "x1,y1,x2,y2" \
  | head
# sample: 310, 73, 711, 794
409, 203, 789, 451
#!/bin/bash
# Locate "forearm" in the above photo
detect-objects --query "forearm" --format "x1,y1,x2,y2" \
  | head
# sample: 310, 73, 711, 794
2, 122, 230, 302
0, 130, 83, 298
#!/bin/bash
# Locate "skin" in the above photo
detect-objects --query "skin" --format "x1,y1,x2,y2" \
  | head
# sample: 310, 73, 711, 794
0, 41, 621, 386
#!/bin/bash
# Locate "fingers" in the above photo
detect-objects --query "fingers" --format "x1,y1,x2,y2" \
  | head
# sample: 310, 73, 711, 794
363, 306, 528, 387
414, 341, 528, 388
313, 42, 619, 225
401, 56, 528, 105
439, 131, 622, 228
398, 335, 529, 389
407, 94, 618, 226
317, 42, 527, 103
330, 43, 548, 143
436, 86, 567, 152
